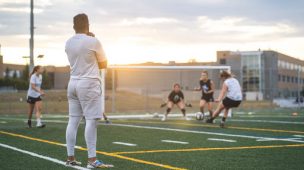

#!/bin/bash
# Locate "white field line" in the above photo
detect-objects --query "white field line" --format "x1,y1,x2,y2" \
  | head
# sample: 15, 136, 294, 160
0, 121, 7, 124
256, 138, 302, 142
1, 116, 303, 125
207, 138, 236, 143
110, 123, 304, 143
230, 119, 304, 125
161, 140, 189, 144
1, 117, 304, 143
112, 142, 137, 146
293, 135, 304, 138
0, 143, 89, 170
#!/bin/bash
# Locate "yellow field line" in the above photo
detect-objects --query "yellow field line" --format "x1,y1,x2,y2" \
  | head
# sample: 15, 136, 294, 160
0, 130, 186, 170
117, 120, 304, 134
111, 143, 304, 155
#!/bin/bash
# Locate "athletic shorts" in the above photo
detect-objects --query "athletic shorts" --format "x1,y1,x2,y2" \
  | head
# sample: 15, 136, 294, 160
222, 97, 241, 109
201, 96, 214, 103
67, 79, 102, 120
27, 96, 42, 104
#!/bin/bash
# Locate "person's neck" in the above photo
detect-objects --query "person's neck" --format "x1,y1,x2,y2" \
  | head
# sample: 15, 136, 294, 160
75, 31, 88, 34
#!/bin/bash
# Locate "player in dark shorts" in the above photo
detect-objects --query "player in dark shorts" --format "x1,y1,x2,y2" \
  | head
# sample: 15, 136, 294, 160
162, 83, 189, 121
207, 71, 242, 128
195, 70, 215, 119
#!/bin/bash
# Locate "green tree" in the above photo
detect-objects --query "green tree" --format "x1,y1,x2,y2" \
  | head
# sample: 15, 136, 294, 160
22, 64, 30, 81
42, 70, 52, 89
5, 67, 10, 79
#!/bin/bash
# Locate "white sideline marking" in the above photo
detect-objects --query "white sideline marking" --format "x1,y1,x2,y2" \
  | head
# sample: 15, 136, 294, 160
113, 142, 137, 146
208, 138, 236, 143
257, 138, 303, 142
0, 143, 89, 170
0, 121, 7, 124
230, 119, 304, 125
1, 117, 304, 143
293, 135, 304, 138
110, 123, 304, 143
61, 144, 83, 149
161, 140, 189, 144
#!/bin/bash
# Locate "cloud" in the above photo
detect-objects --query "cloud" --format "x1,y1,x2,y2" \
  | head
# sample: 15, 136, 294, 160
119, 17, 179, 26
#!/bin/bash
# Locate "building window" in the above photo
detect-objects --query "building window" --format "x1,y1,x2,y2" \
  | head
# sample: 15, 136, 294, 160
278, 75, 281, 81
220, 58, 226, 65
282, 75, 286, 82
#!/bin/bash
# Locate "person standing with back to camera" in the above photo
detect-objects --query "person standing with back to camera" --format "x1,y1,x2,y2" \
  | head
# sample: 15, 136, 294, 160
65, 13, 113, 168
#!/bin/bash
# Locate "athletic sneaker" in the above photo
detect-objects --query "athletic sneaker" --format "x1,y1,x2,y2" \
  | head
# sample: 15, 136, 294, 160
220, 121, 225, 128
206, 118, 213, 124
161, 116, 167, 121
66, 160, 82, 166
36, 124, 46, 128
87, 160, 114, 168
27, 120, 32, 128
184, 116, 191, 121
105, 120, 111, 124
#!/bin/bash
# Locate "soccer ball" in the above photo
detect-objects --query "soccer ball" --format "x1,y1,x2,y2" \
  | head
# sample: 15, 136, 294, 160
195, 112, 204, 121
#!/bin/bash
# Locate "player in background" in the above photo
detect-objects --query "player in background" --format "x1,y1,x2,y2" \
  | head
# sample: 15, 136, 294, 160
194, 70, 215, 119
206, 71, 242, 128
162, 83, 190, 121
26, 65, 46, 128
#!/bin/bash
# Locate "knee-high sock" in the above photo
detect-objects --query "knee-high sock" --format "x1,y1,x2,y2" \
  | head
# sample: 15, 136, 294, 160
85, 119, 98, 158
66, 116, 82, 156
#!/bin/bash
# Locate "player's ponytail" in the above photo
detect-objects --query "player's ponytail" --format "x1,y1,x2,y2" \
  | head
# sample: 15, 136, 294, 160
30, 65, 41, 77
220, 70, 232, 79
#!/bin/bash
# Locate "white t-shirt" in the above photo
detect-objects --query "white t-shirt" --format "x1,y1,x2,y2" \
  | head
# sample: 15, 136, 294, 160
224, 77, 242, 101
65, 34, 107, 80
27, 74, 42, 98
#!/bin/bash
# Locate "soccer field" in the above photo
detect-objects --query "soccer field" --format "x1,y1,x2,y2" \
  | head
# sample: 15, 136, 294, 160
0, 112, 304, 170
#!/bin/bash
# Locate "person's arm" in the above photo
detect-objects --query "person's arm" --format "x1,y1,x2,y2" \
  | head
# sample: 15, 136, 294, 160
215, 83, 228, 102
180, 91, 184, 100
194, 81, 202, 91
95, 39, 107, 69
30, 76, 44, 95
168, 91, 173, 102
206, 80, 215, 94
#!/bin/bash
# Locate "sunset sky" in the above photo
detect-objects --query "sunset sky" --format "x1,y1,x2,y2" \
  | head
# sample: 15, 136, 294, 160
0, 0, 303, 66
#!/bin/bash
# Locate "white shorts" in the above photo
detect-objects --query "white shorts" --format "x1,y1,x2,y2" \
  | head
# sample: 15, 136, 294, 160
67, 78, 102, 119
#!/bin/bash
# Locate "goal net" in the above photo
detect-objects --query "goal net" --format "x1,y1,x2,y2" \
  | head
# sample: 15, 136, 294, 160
101, 65, 231, 119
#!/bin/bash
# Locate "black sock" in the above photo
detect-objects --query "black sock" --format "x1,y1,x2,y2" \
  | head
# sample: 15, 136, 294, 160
209, 110, 213, 117
200, 107, 204, 114
166, 108, 171, 114
181, 109, 186, 116
222, 117, 226, 122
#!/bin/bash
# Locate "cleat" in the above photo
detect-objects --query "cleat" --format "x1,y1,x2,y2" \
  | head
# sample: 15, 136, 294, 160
206, 118, 213, 124
161, 116, 167, 121
66, 160, 82, 166
37, 124, 46, 128
27, 120, 32, 128
87, 160, 114, 168
220, 121, 225, 128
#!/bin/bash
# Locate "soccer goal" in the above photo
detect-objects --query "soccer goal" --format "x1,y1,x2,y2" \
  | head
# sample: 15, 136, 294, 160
100, 65, 232, 119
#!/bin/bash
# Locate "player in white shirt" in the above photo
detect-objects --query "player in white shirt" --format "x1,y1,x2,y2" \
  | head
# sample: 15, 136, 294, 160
207, 71, 242, 128
26, 65, 46, 128
65, 13, 113, 168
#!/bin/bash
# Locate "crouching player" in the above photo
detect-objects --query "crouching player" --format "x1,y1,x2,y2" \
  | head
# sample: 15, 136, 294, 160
162, 83, 190, 121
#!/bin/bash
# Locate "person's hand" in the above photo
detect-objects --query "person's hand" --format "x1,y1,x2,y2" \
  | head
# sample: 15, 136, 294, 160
215, 99, 220, 103
194, 87, 200, 91
87, 32, 95, 37
40, 90, 45, 96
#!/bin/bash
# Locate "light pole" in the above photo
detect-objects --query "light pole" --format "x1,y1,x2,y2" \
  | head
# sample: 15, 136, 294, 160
29, 0, 34, 73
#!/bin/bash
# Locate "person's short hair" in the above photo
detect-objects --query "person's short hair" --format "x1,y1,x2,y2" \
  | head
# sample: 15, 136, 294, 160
173, 83, 180, 88
201, 70, 209, 76
73, 13, 89, 32
220, 70, 232, 79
